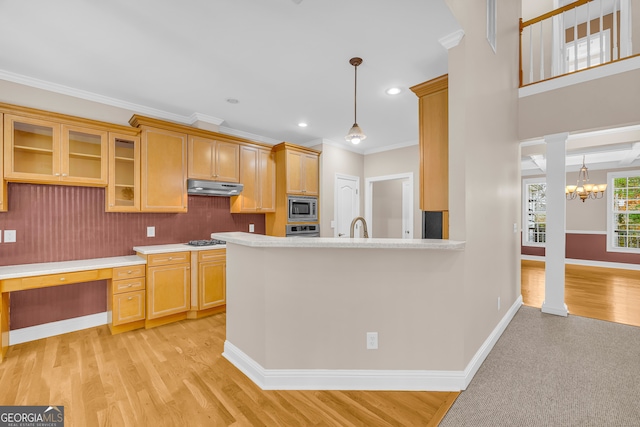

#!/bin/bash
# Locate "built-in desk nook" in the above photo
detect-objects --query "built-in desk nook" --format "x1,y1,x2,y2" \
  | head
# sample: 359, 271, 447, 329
0, 255, 146, 363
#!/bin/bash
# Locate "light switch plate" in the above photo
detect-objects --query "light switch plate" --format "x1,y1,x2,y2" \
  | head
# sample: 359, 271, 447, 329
4, 230, 16, 243
147, 226, 155, 237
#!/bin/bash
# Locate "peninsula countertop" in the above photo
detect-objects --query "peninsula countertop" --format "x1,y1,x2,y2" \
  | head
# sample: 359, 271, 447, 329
211, 232, 465, 250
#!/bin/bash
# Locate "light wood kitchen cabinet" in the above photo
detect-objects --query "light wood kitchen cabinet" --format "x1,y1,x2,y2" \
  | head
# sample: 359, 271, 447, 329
230, 145, 275, 213
106, 133, 141, 212
139, 126, 188, 213
266, 142, 321, 236
3, 114, 108, 186
108, 265, 146, 334
285, 148, 319, 196
188, 135, 240, 182
410, 74, 448, 239
143, 251, 191, 328
198, 249, 225, 308
0, 114, 6, 213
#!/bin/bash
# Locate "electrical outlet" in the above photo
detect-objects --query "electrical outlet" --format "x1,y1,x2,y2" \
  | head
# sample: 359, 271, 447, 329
513, 223, 518, 233
249, 224, 255, 233
4, 230, 16, 243
366, 332, 378, 350
147, 226, 155, 237
497, 297, 501, 311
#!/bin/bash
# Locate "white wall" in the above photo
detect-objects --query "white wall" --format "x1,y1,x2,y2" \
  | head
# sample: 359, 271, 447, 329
447, 0, 522, 366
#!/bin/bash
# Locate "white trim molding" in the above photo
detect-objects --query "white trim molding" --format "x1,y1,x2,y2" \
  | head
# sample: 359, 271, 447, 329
439, 29, 465, 50
9, 312, 107, 345
521, 254, 640, 271
223, 296, 523, 391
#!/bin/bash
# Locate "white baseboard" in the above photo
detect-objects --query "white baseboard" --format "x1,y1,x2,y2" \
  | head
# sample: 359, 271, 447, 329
223, 296, 523, 392
521, 254, 640, 271
461, 295, 522, 389
9, 312, 107, 345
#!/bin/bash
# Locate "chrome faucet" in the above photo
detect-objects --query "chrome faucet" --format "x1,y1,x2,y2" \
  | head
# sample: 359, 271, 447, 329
350, 216, 369, 238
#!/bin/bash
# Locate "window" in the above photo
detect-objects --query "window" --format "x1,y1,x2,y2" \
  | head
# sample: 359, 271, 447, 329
487, 0, 497, 53
607, 171, 640, 252
523, 178, 546, 246
565, 29, 611, 72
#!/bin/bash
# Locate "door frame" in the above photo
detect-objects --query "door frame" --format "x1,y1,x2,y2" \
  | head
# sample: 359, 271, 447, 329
334, 173, 360, 238
365, 172, 414, 238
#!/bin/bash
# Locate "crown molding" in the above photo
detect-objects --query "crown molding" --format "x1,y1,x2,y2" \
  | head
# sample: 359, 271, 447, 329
218, 125, 279, 146
189, 112, 224, 126
364, 139, 418, 155
0, 69, 192, 124
438, 29, 465, 50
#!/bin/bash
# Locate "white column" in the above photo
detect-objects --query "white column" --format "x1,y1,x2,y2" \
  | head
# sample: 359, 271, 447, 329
542, 132, 569, 317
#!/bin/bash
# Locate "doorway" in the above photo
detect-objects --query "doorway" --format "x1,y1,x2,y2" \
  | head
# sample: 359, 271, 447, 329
334, 174, 360, 238
365, 173, 414, 238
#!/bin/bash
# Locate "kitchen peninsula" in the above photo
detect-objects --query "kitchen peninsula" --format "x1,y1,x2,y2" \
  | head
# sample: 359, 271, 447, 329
212, 231, 468, 391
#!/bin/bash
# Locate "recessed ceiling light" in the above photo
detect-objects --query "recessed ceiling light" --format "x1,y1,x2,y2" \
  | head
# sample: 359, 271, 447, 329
226, 98, 239, 104
386, 87, 402, 95
298, 122, 308, 128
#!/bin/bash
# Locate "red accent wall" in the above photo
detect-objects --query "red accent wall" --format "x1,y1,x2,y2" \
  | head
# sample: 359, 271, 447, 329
522, 233, 640, 264
0, 183, 265, 329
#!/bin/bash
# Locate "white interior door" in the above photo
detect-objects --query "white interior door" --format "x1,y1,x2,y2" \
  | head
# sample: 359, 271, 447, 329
335, 174, 359, 238
402, 180, 413, 238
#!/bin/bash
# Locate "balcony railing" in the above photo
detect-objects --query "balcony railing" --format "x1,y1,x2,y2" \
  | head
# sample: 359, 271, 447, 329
520, 0, 639, 87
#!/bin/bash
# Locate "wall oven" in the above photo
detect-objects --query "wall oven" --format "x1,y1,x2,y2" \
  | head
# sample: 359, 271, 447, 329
288, 195, 318, 222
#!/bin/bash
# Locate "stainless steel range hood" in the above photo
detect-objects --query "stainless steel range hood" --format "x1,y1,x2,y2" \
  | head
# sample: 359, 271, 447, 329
187, 179, 244, 197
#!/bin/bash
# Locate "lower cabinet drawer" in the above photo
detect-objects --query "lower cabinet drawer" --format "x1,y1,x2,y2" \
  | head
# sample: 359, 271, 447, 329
113, 277, 145, 294
112, 290, 145, 326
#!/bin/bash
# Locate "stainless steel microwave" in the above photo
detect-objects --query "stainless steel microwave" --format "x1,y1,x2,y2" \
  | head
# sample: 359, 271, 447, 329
288, 195, 318, 222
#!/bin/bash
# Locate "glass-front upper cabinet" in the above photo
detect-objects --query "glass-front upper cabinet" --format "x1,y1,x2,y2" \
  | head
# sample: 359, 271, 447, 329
3, 114, 108, 186
107, 133, 140, 212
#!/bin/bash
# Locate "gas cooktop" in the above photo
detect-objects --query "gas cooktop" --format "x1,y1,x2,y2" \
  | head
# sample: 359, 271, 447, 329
186, 239, 226, 246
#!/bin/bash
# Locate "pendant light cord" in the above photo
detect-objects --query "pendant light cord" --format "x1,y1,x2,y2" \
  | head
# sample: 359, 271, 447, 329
354, 64, 358, 124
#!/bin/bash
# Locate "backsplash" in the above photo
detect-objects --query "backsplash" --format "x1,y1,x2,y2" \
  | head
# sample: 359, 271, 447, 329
0, 183, 265, 329
0, 183, 265, 266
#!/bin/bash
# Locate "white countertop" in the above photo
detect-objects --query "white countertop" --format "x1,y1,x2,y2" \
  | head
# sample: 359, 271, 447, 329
0, 255, 146, 280
211, 232, 465, 250
133, 243, 227, 255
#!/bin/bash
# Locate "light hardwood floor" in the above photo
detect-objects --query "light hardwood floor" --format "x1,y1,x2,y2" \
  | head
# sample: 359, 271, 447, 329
0, 312, 458, 426
522, 259, 640, 327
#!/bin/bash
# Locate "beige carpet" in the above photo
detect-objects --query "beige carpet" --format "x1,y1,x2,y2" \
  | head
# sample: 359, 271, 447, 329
440, 306, 640, 426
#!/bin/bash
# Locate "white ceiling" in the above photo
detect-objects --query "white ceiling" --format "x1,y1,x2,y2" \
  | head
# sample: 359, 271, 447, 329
521, 125, 640, 176
0, 0, 461, 153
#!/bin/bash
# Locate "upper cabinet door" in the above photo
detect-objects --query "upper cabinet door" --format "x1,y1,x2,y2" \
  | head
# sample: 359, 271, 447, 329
285, 149, 319, 195
258, 148, 275, 211
188, 136, 239, 182
188, 136, 215, 179
301, 152, 319, 196
61, 124, 108, 185
215, 140, 240, 183
3, 115, 108, 187
107, 133, 141, 212
141, 127, 188, 213
0, 113, 6, 212
4, 114, 61, 182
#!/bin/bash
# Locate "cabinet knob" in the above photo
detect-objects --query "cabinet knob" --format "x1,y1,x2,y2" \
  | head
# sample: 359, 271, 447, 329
128, 296, 133, 300
169, 257, 173, 260
55, 173, 61, 176
127, 284, 133, 287
127, 270, 132, 274
109, 204, 114, 207
62, 173, 68, 177
60, 277, 65, 281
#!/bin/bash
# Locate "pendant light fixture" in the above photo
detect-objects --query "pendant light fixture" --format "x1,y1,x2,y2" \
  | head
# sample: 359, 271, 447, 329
345, 57, 366, 145
565, 155, 607, 202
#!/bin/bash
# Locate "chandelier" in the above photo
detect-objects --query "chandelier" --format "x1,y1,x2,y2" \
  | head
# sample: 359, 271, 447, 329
345, 57, 366, 145
565, 156, 607, 202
